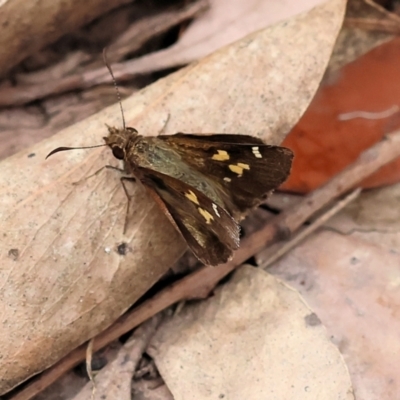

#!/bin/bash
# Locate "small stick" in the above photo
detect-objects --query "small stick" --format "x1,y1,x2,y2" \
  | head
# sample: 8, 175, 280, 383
345, 17, 400, 34
0, 1, 208, 108
260, 188, 361, 269
363, 0, 400, 23
72, 314, 163, 400
10, 131, 400, 400
85, 339, 96, 400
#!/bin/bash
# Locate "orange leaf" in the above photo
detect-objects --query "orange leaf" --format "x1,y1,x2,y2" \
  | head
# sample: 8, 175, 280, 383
282, 37, 400, 193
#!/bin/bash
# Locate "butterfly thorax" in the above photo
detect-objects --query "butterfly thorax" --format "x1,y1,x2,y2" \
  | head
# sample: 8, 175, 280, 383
103, 126, 141, 163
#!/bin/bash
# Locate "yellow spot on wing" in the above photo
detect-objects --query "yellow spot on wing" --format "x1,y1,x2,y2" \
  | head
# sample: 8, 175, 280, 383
198, 207, 214, 224
185, 190, 199, 205
212, 150, 230, 161
237, 163, 250, 170
229, 163, 250, 177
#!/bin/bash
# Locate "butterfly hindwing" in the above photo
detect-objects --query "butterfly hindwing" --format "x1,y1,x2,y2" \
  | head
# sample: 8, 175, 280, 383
138, 167, 240, 266
161, 133, 293, 215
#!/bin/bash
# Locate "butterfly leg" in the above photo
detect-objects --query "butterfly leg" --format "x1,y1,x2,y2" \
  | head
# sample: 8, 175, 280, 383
72, 165, 126, 185
120, 177, 137, 234
72, 164, 136, 233
157, 113, 171, 135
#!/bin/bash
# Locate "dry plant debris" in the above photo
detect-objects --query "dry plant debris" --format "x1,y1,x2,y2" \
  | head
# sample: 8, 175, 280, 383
3, 0, 400, 399
345, 0, 400, 33
0, 0, 345, 395
0, 0, 132, 76
72, 314, 164, 400
11, 123, 400, 400
270, 230, 400, 399
149, 266, 353, 400
0, 0, 208, 159
282, 33, 400, 192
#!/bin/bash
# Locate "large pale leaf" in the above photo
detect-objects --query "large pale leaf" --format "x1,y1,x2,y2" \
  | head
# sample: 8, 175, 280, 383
150, 266, 353, 400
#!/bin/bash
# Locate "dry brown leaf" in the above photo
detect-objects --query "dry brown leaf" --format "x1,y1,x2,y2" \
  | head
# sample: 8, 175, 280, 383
112, 0, 329, 76
324, 183, 400, 250
0, 87, 135, 160
72, 315, 163, 400
149, 266, 353, 400
173, 0, 327, 59
328, 0, 395, 73
131, 381, 174, 400
106, 0, 209, 64
0, 0, 345, 394
33, 343, 123, 400
0, 0, 131, 77
269, 230, 400, 399
33, 373, 88, 400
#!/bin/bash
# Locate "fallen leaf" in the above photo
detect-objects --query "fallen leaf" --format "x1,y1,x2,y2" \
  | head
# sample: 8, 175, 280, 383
0, 0, 131, 77
72, 315, 162, 400
269, 230, 400, 399
121, 0, 329, 74
0, 0, 345, 393
149, 266, 353, 400
324, 182, 400, 250
329, 0, 394, 72
282, 37, 400, 193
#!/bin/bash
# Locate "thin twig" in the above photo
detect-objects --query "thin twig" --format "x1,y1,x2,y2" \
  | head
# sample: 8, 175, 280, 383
72, 314, 164, 400
0, 0, 208, 107
260, 188, 361, 269
10, 131, 400, 400
85, 339, 96, 400
107, 0, 208, 63
345, 17, 400, 33
364, 0, 400, 23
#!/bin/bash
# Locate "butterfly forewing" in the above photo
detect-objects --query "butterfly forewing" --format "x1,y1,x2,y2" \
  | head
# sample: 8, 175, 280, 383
161, 133, 294, 215
138, 167, 240, 266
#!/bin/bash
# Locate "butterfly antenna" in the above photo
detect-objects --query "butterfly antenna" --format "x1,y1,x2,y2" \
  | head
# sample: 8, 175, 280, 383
103, 48, 126, 130
46, 144, 106, 159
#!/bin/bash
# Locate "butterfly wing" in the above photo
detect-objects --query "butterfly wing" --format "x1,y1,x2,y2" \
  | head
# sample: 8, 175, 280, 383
138, 167, 240, 266
160, 133, 293, 215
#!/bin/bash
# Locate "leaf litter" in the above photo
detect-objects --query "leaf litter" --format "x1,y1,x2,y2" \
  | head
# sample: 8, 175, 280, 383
149, 266, 353, 400
11, 0, 400, 399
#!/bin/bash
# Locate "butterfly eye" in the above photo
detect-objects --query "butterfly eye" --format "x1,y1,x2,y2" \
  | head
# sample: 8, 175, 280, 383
112, 146, 125, 160
126, 127, 138, 134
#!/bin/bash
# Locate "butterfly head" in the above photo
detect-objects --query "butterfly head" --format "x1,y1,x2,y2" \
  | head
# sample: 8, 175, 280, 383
103, 125, 139, 161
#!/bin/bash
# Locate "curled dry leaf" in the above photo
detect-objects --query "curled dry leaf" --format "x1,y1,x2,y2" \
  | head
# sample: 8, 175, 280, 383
0, 0, 346, 394
149, 266, 353, 400
0, 0, 131, 77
